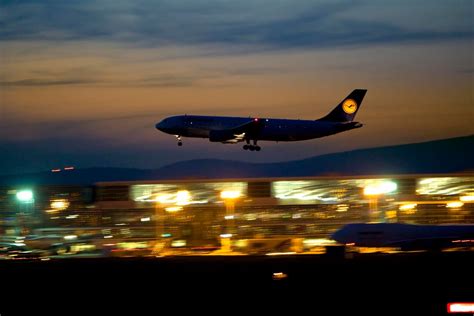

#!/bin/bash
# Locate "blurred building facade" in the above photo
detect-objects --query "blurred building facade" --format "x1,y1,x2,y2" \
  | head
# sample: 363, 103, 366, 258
0, 174, 473, 247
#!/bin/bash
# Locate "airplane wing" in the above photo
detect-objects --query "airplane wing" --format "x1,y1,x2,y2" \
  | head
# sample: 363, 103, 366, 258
221, 132, 246, 144
209, 118, 264, 143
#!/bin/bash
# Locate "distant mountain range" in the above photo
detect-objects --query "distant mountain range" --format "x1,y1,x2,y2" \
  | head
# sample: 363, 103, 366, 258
1, 134, 473, 186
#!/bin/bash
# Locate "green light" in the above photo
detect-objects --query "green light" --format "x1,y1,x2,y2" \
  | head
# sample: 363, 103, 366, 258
16, 190, 33, 202
161, 233, 172, 238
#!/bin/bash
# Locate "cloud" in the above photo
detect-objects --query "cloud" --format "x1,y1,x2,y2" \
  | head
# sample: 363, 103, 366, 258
0, 78, 97, 86
0, 0, 471, 50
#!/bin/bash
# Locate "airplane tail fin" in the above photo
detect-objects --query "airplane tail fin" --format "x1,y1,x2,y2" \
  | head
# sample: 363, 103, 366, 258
318, 89, 367, 122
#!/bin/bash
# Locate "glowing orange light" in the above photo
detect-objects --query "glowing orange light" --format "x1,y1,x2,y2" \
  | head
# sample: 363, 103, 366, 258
447, 303, 474, 313
220, 190, 241, 199
272, 272, 288, 280
64, 166, 75, 170
51, 169, 61, 172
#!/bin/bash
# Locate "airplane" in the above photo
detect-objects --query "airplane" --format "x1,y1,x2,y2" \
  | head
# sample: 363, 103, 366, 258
155, 89, 367, 151
331, 223, 474, 251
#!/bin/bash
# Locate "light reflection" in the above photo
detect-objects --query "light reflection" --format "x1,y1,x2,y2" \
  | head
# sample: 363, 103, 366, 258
460, 195, 474, 202
417, 177, 473, 195
446, 201, 464, 208
399, 203, 417, 211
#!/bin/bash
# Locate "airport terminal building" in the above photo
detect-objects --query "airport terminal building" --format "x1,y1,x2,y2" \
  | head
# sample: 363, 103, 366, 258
1, 174, 473, 249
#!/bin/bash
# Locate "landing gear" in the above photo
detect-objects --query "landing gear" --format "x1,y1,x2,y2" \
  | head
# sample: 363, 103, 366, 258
243, 140, 261, 151
176, 135, 182, 146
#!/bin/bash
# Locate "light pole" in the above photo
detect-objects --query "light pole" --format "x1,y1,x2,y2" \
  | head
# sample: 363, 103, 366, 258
16, 190, 34, 235
153, 191, 187, 255
363, 181, 397, 223
220, 190, 241, 252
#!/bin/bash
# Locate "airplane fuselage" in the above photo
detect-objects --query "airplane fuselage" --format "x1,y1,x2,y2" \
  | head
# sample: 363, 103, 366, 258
332, 223, 474, 250
156, 115, 362, 142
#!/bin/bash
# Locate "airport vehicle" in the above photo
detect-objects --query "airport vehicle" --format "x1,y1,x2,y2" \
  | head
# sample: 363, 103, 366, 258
331, 223, 474, 251
156, 89, 367, 151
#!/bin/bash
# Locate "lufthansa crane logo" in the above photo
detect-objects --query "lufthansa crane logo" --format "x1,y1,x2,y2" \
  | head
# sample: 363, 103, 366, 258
342, 99, 357, 114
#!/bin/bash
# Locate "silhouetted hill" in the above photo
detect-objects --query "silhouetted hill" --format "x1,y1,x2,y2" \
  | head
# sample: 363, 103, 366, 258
154, 134, 474, 179
1, 135, 473, 185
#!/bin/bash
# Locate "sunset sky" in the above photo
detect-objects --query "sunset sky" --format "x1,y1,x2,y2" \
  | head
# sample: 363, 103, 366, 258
0, 0, 472, 174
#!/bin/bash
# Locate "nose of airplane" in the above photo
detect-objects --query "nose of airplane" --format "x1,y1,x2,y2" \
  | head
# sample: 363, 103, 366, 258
155, 120, 166, 131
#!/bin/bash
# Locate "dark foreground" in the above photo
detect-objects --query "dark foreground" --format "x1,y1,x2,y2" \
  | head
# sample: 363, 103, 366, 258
2, 252, 473, 315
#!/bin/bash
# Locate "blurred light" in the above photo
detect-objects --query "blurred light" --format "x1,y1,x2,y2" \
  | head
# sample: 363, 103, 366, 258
176, 190, 191, 205
220, 190, 242, 199
71, 244, 96, 253
117, 241, 148, 249
140, 217, 151, 222
417, 177, 471, 195
155, 193, 174, 204
364, 181, 397, 196
446, 201, 464, 208
447, 303, 474, 313
165, 206, 183, 212
224, 215, 234, 220
120, 228, 131, 235
385, 210, 397, 219
452, 239, 474, 243
336, 204, 349, 212
65, 214, 78, 219
16, 190, 33, 202
161, 233, 172, 238
275, 190, 337, 201
460, 195, 474, 202
399, 203, 417, 211
292, 213, 301, 219
171, 240, 186, 247
50, 199, 69, 211
104, 235, 113, 239
51, 169, 61, 173
117, 242, 148, 249
272, 272, 288, 280
220, 234, 232, 238
64, 166, 75, 170
235, 239, 247, 248
266, 252, 296, 256
244, 214, 257, 221
303, 239, 337, 247
64, 235, 77, 240
419, 178, 434, 185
